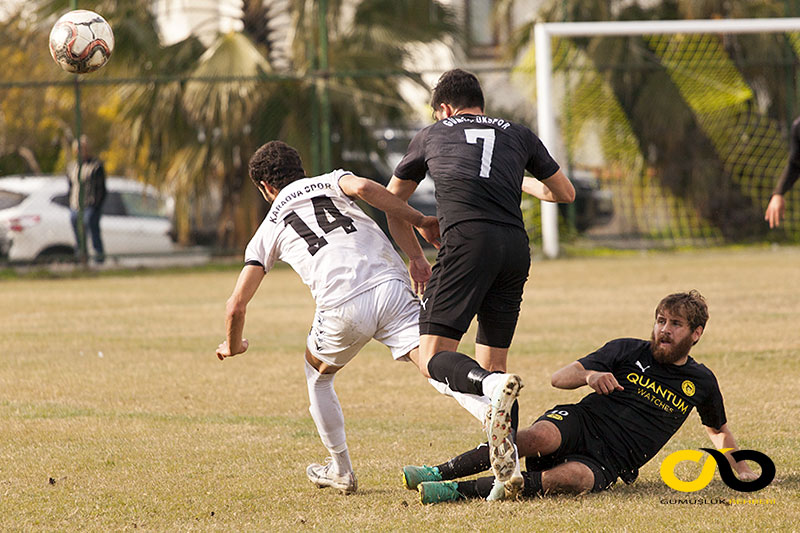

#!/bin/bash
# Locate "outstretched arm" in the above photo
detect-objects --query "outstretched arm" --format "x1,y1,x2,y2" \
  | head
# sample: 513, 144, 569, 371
340, 174, 438, 293
339, 174, 432, 228
765, 194, 785, 229
550, 361, 624, 395
384, 176, 438, 294
382, 176, 440, 248
522, 169, 576, 203
217, 264, 264, 360
705, 424, 759, 480
767, 119, 800, 228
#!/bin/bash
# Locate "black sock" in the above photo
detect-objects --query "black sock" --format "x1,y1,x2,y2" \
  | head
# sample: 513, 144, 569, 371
455, 476, 496, 499
460, 472, 541, 500
427, 350, 491, 395
521, 470, 543, 497
511, 400, 519, 432
436, 442, 491, 480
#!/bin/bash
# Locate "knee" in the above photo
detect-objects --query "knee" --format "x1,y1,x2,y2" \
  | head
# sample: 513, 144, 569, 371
305, 350, 342, 376
566, 464, 595, 494
543, 463, 595, 495
304, 358, 338, 388
517, 422, 560, 458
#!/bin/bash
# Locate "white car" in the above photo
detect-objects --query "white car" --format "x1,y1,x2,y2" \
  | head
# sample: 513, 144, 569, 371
0, 175, 175, 263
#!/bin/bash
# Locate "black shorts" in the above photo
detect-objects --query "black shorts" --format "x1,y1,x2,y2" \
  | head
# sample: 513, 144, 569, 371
419, 221, 530, 348
525, 404, 638, 492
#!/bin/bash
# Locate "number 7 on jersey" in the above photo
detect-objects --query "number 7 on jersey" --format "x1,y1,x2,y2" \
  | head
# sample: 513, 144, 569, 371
464, 128, 496, 178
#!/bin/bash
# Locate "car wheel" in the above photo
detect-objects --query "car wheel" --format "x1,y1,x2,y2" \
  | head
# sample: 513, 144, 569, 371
35, 245, 76, 264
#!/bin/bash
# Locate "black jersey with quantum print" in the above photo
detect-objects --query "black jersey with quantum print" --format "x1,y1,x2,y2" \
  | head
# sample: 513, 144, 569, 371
393, 114, 560, 233
576, 338, 726, 473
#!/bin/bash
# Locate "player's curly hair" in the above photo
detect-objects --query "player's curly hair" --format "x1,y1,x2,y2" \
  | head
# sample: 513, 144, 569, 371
655, 290, 709, 332
248, 141, 306, 192
430, 69, 484, 112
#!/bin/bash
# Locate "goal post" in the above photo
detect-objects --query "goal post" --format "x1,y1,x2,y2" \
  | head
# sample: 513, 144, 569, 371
535, 17, 800, 258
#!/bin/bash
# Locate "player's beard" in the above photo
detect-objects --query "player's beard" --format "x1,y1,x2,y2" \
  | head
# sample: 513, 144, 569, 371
650, 331, 693, 365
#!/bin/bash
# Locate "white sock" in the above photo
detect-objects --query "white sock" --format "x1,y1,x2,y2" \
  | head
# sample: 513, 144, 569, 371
331, 447, 353, 476
481, 372, 506, 399
512, 442, 522, 479
304, 359, 350, 474
428, 378, 491, 423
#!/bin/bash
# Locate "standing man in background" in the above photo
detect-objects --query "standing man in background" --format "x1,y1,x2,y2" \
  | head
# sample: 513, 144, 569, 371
67, 135, 107, 263
765, 116, 800, 228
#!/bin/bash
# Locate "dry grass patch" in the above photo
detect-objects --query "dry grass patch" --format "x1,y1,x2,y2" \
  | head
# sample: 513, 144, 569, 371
1, 248, 798, 531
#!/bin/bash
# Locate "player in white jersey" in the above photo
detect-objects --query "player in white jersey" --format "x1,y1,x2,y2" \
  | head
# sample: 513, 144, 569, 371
216, 141, 449, 495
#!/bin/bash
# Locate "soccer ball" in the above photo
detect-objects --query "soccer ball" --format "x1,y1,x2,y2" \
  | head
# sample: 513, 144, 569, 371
49, 10, 114, 74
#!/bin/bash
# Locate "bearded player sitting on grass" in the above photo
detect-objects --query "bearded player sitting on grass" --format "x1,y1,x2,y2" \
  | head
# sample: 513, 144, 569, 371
402, 291, 760, 503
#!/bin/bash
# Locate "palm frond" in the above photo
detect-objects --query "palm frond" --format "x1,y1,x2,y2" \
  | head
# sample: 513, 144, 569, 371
182, 32, 272, 132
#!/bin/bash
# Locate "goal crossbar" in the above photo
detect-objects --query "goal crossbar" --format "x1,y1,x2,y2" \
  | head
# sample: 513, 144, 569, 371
534, 18, 800, 258
541, 17, 800, 37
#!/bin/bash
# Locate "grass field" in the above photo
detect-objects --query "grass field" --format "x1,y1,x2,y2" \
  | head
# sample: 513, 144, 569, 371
2, 247, 799, 531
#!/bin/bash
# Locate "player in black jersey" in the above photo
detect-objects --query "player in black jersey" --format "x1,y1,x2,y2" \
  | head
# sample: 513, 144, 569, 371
766, 115, 800, 228
389, 68, 575, 374
386, 69, 575, 493
401, 291, 759, 503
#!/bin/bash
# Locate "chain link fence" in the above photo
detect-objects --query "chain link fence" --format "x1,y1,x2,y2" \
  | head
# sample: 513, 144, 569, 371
3, 37, 800, 266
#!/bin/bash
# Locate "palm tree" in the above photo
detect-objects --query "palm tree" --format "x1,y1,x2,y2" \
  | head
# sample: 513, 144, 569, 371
0, 12, 60, 174
159, 0, 454, 249
29, 0, 456, 249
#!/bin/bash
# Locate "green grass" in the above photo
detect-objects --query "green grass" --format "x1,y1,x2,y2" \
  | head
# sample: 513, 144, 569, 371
2, 247, 798, 531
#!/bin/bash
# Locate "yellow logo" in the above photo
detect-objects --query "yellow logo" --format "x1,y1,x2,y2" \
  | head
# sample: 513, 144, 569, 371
660, 448, 732, 492
682, 380, 695, 397
661, 448, 776, 493
546, 413, 563, 421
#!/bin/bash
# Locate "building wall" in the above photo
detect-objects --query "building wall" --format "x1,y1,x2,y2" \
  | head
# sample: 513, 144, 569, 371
152, 0, 244, 46
403, 0, 544, 124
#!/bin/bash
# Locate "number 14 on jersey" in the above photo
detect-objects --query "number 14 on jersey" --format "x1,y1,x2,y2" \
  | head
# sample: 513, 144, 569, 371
285, 196, 357, 256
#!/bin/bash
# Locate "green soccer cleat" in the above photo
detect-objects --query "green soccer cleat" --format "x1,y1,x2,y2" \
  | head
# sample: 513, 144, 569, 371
418, 481, 463, 504
402, 465, 442, 490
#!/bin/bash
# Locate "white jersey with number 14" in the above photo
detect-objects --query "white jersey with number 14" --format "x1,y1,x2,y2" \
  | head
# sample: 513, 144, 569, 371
245, 169, 411, 310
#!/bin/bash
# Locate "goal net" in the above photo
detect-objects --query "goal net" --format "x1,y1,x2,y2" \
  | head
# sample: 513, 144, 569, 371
522, 19, 800, 257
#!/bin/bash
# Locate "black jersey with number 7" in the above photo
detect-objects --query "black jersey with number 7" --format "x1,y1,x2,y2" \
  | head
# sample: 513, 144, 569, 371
394, 113, 560, 233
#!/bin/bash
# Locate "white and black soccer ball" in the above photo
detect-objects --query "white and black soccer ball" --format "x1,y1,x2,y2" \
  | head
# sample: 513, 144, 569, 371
49, 10, 114, 74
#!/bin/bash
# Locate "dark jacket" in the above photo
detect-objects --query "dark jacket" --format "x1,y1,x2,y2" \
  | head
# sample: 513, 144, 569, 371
67, 157, 106, 210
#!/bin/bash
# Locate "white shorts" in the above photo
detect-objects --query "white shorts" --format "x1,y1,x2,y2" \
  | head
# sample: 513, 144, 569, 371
306, 279, 421, 367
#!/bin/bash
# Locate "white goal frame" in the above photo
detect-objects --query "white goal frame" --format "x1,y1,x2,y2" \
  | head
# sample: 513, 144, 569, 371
535, 17, 800, 258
